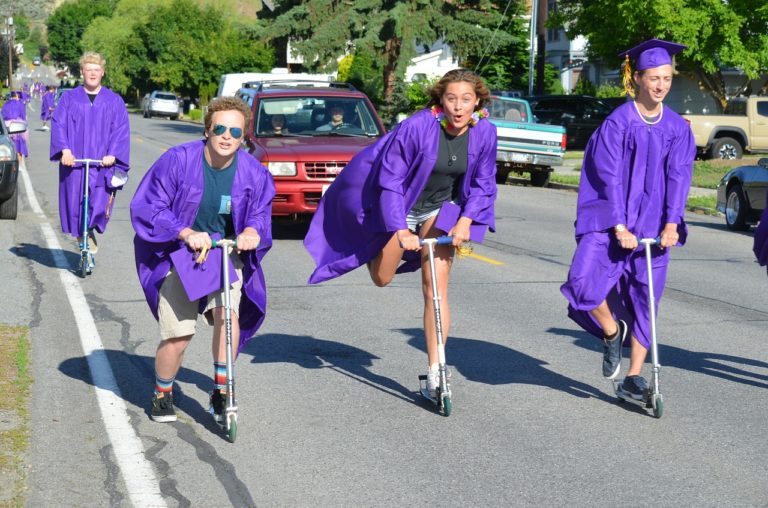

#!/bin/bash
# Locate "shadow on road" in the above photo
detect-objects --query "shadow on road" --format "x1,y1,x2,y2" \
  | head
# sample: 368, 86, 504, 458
399, 327, 607, 400
139, 118, 204, 136
272, 219, 311, 240
241, 333, 420, 405
10, 242, 82, 275
58, 349, 229, 436
552, 326, 768, 389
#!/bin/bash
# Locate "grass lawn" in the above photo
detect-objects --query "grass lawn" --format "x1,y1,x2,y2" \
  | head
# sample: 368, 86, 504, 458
0, 325, 31, 506
691, 157, 762, 189
549, 172, 720, 213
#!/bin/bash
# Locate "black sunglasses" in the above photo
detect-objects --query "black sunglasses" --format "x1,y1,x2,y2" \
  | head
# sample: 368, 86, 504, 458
211, 124, 243, 138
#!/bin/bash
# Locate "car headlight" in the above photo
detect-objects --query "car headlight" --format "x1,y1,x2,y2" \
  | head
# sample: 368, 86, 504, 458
267, 162, 297, 176
0, 143, 13, 162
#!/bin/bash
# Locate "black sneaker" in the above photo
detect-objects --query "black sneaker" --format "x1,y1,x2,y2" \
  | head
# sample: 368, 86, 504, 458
151, 392, 177, 422
618, 375, 649, 401
602, 319, 627, 379
209, 389, 225, 425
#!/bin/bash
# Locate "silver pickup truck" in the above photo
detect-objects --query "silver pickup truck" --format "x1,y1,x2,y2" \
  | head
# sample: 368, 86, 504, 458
488, 96, 567, 186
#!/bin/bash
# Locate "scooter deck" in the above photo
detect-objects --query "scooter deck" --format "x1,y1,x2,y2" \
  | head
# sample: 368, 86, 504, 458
613, 379, 654, 409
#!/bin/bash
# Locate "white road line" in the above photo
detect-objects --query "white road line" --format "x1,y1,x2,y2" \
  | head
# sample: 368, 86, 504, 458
19, 163, 167, 508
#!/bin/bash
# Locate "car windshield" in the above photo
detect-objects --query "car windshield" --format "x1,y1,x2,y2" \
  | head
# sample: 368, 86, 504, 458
155, 93, 177, 101
254, 96, 381, 137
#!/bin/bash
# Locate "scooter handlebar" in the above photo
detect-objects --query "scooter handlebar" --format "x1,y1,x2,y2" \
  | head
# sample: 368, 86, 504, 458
420, 236, 453, 246
211, 238, 236, 248
72, 158, 103, 165
640, 237, 661, 246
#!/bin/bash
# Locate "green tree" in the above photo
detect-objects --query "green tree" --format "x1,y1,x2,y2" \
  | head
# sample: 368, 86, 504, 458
46, 0, 116, 71
260, 1, 514, 106
550, 0, 768, 110
462, 3, 530, 92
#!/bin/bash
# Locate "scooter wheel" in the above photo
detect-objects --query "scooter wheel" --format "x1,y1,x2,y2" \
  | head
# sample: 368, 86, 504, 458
442, 395, 452, 417
227, 414, 237, 443
653, 397, 664, 419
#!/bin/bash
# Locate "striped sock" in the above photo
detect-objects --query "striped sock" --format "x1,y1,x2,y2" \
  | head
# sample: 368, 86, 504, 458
154, 374, 174, 395
214, 362, 227, 391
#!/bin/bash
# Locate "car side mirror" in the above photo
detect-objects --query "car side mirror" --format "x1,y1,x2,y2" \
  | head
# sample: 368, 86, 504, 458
6, 121, 27, 134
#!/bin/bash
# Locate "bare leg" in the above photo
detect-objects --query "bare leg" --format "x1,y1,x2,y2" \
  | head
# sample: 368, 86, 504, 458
155, 335, 193, 380
626, 335, 648, 376
419, 216, 454, 368
368, 232, 405, 287
589, 300, 618, 337
211, 307, 240, 364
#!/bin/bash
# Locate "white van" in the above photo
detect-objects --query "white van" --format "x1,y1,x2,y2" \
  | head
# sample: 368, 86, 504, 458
216, 69, 335, 98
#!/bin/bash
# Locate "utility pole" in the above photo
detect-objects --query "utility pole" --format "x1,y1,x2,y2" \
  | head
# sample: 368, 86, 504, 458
528, 0, 538, 96
5, 16, 13, 91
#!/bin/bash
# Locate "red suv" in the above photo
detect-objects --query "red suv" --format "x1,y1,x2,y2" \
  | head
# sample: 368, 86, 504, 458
237, 82, 386, 218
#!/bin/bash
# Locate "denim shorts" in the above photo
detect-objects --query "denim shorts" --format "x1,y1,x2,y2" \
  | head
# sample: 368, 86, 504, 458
406, 207, 441, 233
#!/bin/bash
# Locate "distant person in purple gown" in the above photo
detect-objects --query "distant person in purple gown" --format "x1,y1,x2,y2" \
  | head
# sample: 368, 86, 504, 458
560, 39, 696, 400
40, 85, 56, 131
130, 97, 275, 424
50, 52, 130, 254
304, 69, 497, 398
1, 91, 28, 164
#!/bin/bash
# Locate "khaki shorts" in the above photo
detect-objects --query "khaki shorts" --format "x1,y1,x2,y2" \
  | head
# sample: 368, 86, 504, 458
157, 250, 244, 340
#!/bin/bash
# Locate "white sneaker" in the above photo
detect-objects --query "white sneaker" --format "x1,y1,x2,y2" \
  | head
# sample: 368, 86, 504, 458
426, 368, 439, 398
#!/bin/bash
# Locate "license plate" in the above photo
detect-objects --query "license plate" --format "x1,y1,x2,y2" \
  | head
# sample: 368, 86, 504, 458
511, 152, 532, 163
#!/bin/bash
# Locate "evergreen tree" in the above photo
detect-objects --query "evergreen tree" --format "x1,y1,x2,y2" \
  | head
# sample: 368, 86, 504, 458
260, 1, 516, 106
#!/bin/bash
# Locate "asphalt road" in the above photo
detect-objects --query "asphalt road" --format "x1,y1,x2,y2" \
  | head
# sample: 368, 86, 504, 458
4, 103, 768, 507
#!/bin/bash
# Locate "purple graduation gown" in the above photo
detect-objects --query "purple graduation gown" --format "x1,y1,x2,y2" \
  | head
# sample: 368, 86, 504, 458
304, 108, 497, 284
50, 86, 130, 237
1, 99, 28, 157
40, 91, 55, 121
130, 140, 276, 351
560, 102, 696, 349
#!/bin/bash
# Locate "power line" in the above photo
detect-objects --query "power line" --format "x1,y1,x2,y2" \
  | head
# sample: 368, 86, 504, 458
473, 0, 515, 72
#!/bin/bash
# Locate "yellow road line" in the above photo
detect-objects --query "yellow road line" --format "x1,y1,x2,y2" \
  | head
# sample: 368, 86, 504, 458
466, 252, 504, 265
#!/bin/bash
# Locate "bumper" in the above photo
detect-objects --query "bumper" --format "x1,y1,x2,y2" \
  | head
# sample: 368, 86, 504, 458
497, 150, 563, 167
148, 105, 179, 115
271, 180, 331, 216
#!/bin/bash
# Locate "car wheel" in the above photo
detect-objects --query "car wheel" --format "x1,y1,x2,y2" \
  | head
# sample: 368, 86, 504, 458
171, 115, 178, 121
709, 137, 743, 160
725, 183, 750, 231
0, 184, 18, 220
495, 169, 510, 184
530, 171, 550, 187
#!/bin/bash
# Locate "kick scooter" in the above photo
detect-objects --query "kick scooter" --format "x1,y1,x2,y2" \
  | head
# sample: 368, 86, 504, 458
613, 237, 664, 418
418, 236, 454, 416
74, 159, 102, 278
211, 238, 239, 442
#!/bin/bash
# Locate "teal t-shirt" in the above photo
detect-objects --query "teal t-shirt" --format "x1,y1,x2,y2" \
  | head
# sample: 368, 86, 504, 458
192, 153, 237, 238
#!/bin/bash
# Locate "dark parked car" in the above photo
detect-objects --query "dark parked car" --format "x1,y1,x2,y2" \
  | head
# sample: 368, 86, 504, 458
526, 95, 618, 149
0, 116, 26, 219
716, 158, 768, 230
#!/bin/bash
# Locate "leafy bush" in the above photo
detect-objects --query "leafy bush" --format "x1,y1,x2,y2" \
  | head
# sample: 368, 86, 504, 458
188, 109, 202, 121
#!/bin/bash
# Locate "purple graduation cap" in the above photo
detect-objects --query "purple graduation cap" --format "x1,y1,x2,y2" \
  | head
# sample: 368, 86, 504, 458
619, 38, 687, 97
619, 38, 687, 70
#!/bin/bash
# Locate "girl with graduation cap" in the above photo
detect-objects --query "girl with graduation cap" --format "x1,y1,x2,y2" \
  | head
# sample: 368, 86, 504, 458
560, 39, 696, 400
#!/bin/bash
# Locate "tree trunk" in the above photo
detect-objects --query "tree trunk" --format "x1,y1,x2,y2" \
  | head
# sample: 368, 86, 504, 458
382, 35, 401, 106
686, 68, 729, 112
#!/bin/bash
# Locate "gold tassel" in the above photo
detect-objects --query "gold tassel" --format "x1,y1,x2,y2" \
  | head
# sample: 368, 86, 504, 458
621, 53, 635, 99
195, 245, 210, 264
105, 192, 115, 219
